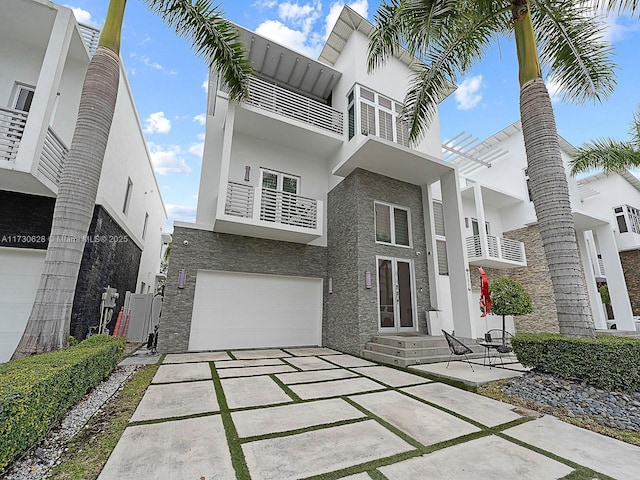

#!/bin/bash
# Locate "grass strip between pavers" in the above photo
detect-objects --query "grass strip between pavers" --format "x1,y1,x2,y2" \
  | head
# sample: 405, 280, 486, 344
209, 362, 251, 480
270, 373, 302, 401
366, 469, 390, 480
239, 417, 370, 444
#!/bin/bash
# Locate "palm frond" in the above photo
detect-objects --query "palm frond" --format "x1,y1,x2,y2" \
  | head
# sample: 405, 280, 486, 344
585, 0, 640, 17
532, 1, 617, 103
571, 139, 640, 174
144, 0, 251, 101
631, 108, 640, 149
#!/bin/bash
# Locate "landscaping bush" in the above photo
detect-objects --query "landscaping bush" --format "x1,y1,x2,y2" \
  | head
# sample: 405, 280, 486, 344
0, 335, 125, 472
512, 333, 640, 392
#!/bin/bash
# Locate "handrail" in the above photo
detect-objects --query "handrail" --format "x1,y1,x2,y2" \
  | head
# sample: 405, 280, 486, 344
0, 107, 27, 163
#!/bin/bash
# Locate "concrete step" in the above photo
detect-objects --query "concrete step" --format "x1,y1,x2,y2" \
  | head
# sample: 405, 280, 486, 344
369, 334, 451, 349
364, 342, 452, 358
361, 349, 484, 368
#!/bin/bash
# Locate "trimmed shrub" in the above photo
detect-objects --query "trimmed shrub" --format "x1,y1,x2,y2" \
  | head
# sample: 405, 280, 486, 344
0, 335, 125, 472
513, 333, 640, 392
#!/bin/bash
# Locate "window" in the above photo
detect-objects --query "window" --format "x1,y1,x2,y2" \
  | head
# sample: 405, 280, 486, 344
123, 178, 133, 214
614, 205, 640, 234
142, 212, 149, 240
471, 218, 490, 236
260, 169, 299, 194
433, 201, 448, 275
375, 202, 411, 247
524, 168, 533, 202
12, 84, 35, 112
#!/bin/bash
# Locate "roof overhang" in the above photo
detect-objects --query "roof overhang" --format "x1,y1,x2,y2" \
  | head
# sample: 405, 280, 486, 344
461, 184, 526, 208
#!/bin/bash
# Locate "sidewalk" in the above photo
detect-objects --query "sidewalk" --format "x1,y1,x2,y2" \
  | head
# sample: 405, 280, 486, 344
100, 348, 640, 479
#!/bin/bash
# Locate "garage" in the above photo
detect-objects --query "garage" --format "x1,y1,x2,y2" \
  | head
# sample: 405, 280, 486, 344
0, 248, 45, 362
188, 270, 323, 351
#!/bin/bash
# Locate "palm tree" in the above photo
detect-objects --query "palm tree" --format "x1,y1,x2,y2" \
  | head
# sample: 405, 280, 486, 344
571, 107, 640, 174
368, 0, 618, 338
12, 0, 251, 360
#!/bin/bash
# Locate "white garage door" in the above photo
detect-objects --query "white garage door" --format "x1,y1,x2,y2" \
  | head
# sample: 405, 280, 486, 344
189, 270, 322, 351
0, 248, 45, 362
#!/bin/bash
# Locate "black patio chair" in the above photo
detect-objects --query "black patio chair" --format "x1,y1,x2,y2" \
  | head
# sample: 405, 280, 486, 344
482, 329, 514, 367
442, 329, 474, 371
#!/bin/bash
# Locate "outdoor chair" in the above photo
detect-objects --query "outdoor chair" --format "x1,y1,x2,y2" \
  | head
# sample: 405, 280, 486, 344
442, 329, 475, 371
481, 329, 514, 367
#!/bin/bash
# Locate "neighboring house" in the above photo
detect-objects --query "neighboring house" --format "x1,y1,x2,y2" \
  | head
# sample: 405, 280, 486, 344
0, 0, 168, 361
442, 121, 636, 333
160, 7, 479, 355
578, 170, 640, 323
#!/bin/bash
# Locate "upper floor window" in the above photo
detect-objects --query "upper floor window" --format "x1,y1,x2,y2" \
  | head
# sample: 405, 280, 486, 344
123, 178, 133, 214
614, 205, 640, 234
142, 212, 149, 240
347, 84, 409, 146
523, 168, 533, 202
433, 201, 448, 275
375, 201, 411, 247
261, 168, 299, 194
12, 83, 35, 112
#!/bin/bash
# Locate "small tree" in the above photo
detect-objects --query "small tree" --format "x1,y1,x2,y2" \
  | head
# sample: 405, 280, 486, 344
490, 278, 533, 342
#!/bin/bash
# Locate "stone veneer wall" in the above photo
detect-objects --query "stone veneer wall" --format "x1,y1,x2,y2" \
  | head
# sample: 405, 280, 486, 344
0, 191, 55, 249
159, 228, 327, 353
620, 250, 640, 315
327, 169, 430, 355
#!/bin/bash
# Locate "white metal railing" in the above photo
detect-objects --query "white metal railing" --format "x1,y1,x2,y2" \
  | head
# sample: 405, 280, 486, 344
243, 76, 343, 135
0, 107, 27, 163
260, 188, 317, 229
597, 257, 606, 276
224, 181, 318, 230
466, 234, 526, 264
225, 181, 254, 217
78, 23, 100, 55
38, 127, 68, 185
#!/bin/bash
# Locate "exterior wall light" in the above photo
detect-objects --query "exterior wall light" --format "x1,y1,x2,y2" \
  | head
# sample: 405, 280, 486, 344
328, 277, 333, 294
244, 165, 251, 182
177, 269, 187, 289
365, 271, 372, 289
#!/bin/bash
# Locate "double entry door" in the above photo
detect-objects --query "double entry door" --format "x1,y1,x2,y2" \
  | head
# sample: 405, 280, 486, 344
377, 257, 416, 332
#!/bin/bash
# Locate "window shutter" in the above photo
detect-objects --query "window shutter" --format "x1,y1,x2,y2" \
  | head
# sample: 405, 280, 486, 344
379, 110, 394, 142
433, 201, 445, 236
436, 240, 449, 275
375, 203, 392, 243
394, 208, 410, 246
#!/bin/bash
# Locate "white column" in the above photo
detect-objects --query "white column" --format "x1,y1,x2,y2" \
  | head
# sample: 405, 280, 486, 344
422, 184, 439, 310
595, 224, 635, 330
214, 103, 236, 220
578, 231, 607, 330
441, 170, 474, 338
14, 7, 74, 176
472, 182, 489, 257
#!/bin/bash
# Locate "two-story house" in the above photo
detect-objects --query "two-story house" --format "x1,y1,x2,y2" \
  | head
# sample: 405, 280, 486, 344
159, 6, 479, 355
0, 0, 168, 361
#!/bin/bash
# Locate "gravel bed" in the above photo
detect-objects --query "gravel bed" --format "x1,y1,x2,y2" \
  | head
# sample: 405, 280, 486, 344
3, 365, 140, 480
501, 371, 640, 432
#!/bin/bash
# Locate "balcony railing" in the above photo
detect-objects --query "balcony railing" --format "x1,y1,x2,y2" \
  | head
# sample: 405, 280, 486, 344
38, 127, 68, 185
243, 76, 343, 135
0, 107, 27, 163
225, 181, 318, 230
78, 23, 100, 55
466, 234, 526, 265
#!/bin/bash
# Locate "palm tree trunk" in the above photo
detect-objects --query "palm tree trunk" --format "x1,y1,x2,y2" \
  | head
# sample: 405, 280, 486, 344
11, 2, 124, 359
514, 1, 595, 338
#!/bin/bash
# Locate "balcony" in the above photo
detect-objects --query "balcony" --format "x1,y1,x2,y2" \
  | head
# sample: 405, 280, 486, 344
466, 234, 527, 269
1, 106, 68, 189
78, 23, 100, 55
214, 181, 323, 243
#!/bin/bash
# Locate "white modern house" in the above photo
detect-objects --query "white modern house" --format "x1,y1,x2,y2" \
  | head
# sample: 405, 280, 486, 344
442, 122, 636, 334
159, 6, 479, 355
0, 0, 168, 361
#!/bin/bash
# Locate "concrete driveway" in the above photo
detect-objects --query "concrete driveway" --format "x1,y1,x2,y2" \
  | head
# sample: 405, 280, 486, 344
99, 348, 640, 480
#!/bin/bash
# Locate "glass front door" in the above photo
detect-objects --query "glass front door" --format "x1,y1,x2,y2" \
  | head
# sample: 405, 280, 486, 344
377, 257, 415, 332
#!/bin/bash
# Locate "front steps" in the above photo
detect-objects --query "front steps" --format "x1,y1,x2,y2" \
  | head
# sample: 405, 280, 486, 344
361, 334, 485, 368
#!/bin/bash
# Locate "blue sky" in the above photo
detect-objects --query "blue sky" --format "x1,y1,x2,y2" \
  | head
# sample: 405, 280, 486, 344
66, 1, 640, 229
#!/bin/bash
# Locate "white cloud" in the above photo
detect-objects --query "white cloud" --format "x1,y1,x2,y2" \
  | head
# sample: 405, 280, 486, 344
545, 76, 562, 104
66, 6, 99, 27
148, 143, 192, 175
253, 0, 278, 9
143, 112, 171, 134
138, 55, 177, 75
188, 142, 204, 157
324, 1, 368, 40
256, 19, 321, 58
600, 14, 640, 43
454, 75, 483, 110
193, 113, 206, 126
166, 204, 197, 223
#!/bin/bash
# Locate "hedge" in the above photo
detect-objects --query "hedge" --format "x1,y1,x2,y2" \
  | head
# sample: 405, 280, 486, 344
512, 333, 640, 392
0, 335, 125, 472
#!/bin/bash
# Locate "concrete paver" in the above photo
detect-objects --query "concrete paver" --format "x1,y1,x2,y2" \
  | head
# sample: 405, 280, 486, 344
349, 390, 479, 446
289, 377, 386, 400
403, 382, 524, 427
217, 364, 296, 378
276, 368, 359, 384
222, 375, 293, 409
353, 366, 431, 387
130, 381, 217, 422
505, 415, 640, 480
242, 420, 414, 480
284, 356, 338, 370
151, 362, 211, 384
338, 474, 373, 479
323, 354, 376, 367
379, 435, 573, 479
97, 416, 233, 480
284, 347, 340, 356
163, 351, 231, 363
231, 349, 291, 359
231, 398, 366, 438
410, 361, 524, 387
214, 358, 284, 368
